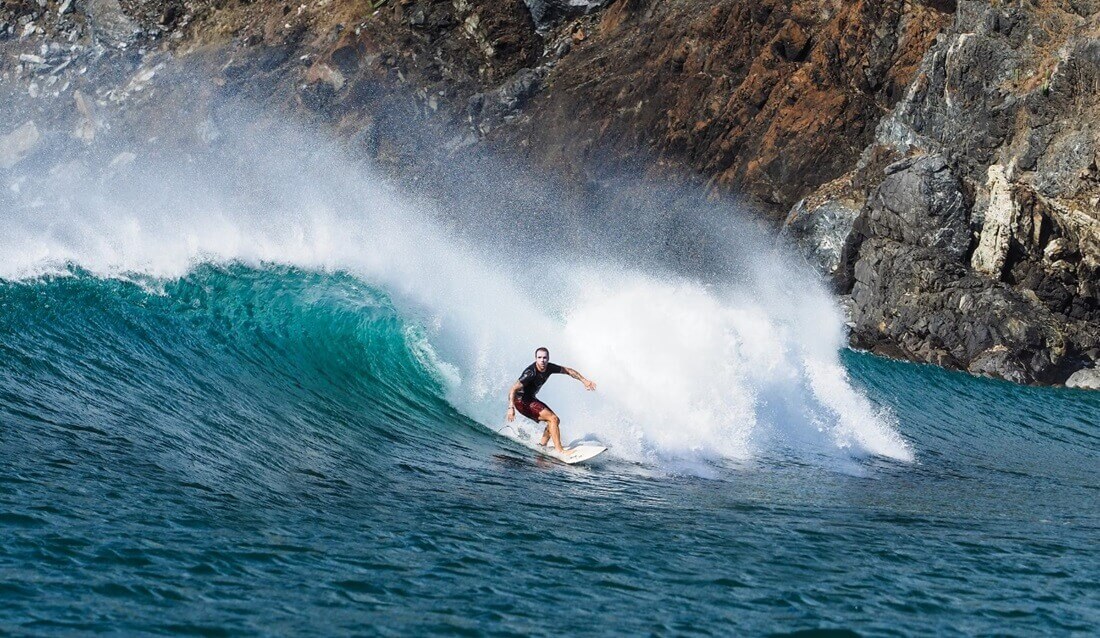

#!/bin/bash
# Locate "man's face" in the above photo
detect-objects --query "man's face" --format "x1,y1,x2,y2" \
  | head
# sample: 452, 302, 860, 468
535, 351, 549, 370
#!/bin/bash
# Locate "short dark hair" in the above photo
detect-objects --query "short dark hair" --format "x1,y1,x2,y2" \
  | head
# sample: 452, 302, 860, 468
535, 347, 550, 358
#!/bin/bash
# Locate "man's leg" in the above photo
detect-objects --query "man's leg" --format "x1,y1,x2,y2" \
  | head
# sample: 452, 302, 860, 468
537, 409, 568, 453
536, 408, 551, 445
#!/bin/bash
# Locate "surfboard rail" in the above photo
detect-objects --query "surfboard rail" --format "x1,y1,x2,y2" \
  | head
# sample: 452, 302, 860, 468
497, 426, 608, 465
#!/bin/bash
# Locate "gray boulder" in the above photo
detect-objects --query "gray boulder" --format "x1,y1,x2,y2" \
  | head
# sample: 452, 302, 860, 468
866, 155, 971, 262
781, 195, 861, 291
87, 0, 140, 46
1065, 368, 1100, 391
522, 0, 610, 29
850, 237, 1071, 384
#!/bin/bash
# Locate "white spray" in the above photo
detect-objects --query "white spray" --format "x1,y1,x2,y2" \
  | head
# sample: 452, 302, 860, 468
0, 120, 913, 470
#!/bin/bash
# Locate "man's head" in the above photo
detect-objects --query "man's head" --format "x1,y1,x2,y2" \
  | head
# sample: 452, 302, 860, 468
534, 347, 550, 370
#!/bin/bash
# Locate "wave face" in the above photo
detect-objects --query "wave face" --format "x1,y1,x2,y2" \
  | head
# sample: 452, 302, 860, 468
0, 266, 461, 469
0, 123, 910, 471
2, 264, 1097, 636
3, 122, 1097, 635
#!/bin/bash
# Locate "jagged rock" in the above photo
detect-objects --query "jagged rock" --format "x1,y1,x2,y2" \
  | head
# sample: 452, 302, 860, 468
968, 345, 1030, 385
845, 160, 1095, 383
1065, 368, 1100, 391
971, 163, 1016, 278
866, 154, 971, 261
850, 237, 1070, 384
869, 3, 1100, 206
87, 0, 140, 46
452, 0, 541, 78
0, 121, 40, 169
781, 196, 861, 290
790, 0, 1100, 385
468, 67, 545, 135
523, 1, 609, 29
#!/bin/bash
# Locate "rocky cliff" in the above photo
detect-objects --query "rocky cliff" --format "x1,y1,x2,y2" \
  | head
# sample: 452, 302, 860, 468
494, 0, 951, 210
783, 0, 1100, 386
1, 0, 1097, 386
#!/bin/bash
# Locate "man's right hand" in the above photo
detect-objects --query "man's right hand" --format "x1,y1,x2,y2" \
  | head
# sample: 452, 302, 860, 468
506, 406, 515, 422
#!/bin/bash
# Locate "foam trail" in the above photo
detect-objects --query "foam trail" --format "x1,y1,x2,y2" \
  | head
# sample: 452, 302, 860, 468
0, 122, 913, 470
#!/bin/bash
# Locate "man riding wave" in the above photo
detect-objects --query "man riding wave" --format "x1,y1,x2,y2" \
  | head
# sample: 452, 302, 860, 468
506, 347, 596, 454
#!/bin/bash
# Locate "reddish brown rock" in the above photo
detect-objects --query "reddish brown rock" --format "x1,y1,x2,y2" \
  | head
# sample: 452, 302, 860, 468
493, 0, 952, 214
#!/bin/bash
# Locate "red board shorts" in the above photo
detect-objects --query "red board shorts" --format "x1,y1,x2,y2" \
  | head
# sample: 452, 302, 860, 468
513, 397, 551, 421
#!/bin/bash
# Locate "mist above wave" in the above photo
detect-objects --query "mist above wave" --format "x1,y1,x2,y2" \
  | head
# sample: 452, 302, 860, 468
0, 112, 913, 468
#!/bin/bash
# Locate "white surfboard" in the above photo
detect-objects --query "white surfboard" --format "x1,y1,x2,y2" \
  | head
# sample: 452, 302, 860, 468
497, 426, 608, 465
537, 443, 608, 465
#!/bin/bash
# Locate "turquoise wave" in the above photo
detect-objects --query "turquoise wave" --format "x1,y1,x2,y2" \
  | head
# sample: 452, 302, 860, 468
2, 263, 1098, 635
0, 265, 481, 481
4, 263, 1096, 474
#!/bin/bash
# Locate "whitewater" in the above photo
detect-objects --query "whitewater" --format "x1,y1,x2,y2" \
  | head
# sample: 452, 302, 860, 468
2, 121, 1097, 635
0, 122, 910, 472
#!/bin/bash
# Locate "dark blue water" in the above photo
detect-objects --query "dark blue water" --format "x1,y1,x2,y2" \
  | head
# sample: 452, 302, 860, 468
1, 266, 1097, 635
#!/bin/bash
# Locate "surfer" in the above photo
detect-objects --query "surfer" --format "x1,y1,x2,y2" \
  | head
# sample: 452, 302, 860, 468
506, 347, 596, 454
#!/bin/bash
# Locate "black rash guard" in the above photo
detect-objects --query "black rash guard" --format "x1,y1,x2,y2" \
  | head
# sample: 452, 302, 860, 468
516, 362, 563, 400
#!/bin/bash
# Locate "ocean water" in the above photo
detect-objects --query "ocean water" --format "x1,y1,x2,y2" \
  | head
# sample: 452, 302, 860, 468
1, 128, 1097, 635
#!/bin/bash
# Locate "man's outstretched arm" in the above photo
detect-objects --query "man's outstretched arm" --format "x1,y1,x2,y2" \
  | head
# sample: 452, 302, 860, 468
561, 367, 596, 391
